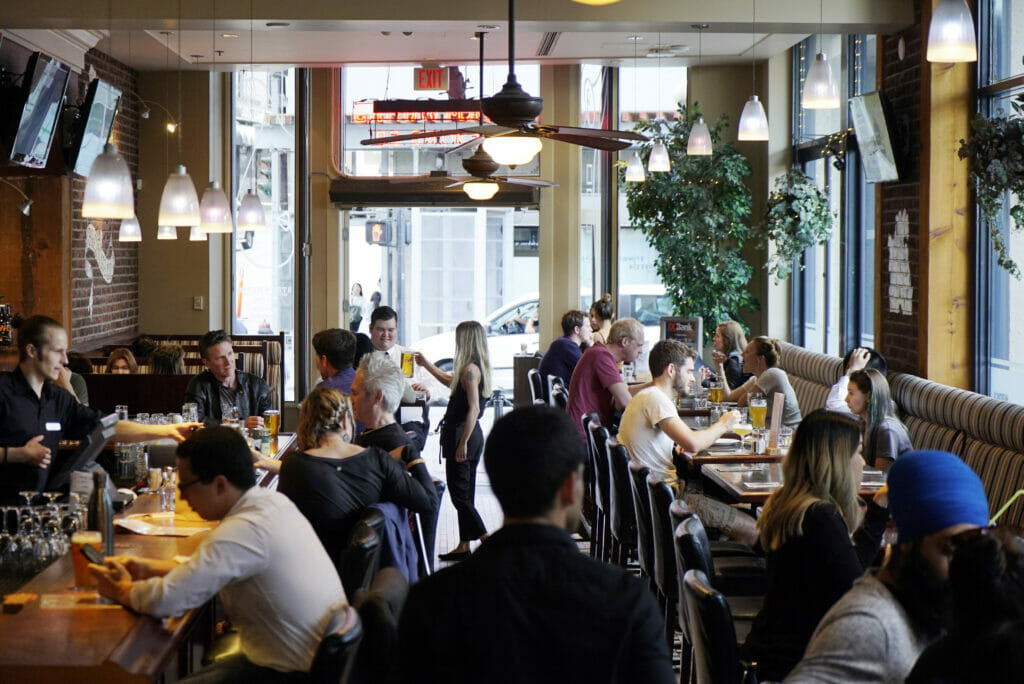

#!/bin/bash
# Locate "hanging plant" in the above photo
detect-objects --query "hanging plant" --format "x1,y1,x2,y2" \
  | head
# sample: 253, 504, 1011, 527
621, 103, 758, 344
759, 168, 834, 282
957, 96, 1024, 279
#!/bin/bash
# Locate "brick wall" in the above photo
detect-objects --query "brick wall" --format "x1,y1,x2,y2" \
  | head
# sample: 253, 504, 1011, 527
877, 1, 922, 374
70, 48, 140, 347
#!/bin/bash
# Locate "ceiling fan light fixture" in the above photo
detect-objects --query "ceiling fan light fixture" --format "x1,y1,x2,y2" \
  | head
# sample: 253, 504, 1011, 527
927, 0, 977, 63
648, 140, 671, 172
158, 164, 201, 226
118, 215, 142, 242
687, 117, 713, 156
82, 143, 136, 219
737, 95, 770, 141
189, 225, 208, 241
571, 0, 622, 4
625, 151, 646, 182
237, 190, 267, 232
463, 180, 500, 201
199, 181, 234, 233
482, 135, 543, 167
802, 52, 839, 109
157, 224, 178, 240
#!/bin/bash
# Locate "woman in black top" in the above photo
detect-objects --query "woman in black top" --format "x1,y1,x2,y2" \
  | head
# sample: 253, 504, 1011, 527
743, 409, 889, 681
277, 387, 438, 573
416, 321, 492, 561
710, 320, 752, 389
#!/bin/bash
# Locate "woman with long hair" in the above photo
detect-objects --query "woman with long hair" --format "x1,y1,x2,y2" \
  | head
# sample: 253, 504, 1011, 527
711, 320, 751, 389
720, 336, 802, 426
105, 347, 138, 374
589, 293, 614, 345
845, 368, 912, 473
416, 321, 492, 561
277, 387, 438, 577
743, 409, 890, 680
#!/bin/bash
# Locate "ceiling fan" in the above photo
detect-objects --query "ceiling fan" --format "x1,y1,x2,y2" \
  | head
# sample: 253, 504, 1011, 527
388, 145, 556, 200
360, 0, 647, 165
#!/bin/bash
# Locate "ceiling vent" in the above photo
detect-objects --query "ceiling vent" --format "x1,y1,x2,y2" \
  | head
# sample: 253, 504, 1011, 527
536, 32, 560, 57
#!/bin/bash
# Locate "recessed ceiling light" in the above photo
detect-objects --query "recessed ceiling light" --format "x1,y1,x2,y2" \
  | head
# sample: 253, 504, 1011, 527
221, 33, 239, 39
266, 21, 290, 28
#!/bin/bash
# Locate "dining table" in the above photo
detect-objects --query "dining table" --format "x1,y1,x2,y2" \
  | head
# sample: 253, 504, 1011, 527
702, 462, 886, 504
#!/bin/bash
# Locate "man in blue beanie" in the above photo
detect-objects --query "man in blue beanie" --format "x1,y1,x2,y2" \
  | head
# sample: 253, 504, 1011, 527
787, 450, 989, 683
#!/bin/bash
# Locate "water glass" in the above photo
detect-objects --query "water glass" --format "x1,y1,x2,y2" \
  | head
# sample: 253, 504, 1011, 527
182, 403, 199, 423
114, 405, 129, 422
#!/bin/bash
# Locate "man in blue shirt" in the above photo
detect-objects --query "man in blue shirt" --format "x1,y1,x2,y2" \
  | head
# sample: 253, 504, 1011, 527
536, 309, 592, 401
312, 328, 357, 395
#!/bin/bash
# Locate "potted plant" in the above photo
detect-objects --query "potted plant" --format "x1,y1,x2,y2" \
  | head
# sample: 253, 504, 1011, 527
621, 103, 757, 343
958, 96, 1024, 278
758, 168, 834, 282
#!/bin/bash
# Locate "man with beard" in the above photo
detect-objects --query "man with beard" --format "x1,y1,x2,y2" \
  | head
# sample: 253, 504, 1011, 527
617, 340, 758, 545
786, 450, 990, 682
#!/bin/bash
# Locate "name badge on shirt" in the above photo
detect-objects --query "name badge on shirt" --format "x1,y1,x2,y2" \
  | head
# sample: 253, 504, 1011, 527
45, 422, 62, 432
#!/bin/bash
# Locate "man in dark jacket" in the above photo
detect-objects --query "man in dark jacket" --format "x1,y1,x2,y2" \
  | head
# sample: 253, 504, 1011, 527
396, 405, 674, 683
184, 330, 271, 428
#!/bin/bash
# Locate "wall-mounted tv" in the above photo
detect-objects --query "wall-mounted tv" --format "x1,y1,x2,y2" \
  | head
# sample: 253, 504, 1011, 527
66, 79, 122, 177
8, 52, 70, 169
849, 91, 900, 183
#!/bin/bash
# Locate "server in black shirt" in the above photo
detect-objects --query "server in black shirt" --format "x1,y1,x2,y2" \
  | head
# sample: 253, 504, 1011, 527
0, 316, 196, 503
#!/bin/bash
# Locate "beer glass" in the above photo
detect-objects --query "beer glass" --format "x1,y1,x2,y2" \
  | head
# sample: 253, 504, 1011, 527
262, 409, 280, 439
71, 530, 103, 589
708, 381, 725, 404
401, 352, 415, 378
749, 392, 768, 430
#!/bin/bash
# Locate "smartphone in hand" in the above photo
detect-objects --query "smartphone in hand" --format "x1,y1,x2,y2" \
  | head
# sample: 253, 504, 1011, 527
80, 543, 105, 565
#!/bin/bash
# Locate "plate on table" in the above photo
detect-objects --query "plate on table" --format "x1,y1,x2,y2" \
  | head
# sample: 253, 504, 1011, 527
708, 438, 742, 452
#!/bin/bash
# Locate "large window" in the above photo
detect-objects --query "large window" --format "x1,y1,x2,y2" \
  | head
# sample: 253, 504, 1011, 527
977, 2, 1024, 402
231, 69, 297, 401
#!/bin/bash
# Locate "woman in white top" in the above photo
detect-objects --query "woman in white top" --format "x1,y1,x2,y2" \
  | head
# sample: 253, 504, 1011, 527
719, 336, 802, 427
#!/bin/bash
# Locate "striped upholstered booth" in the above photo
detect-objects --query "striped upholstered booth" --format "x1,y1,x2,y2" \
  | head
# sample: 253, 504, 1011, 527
777, 342, 1024, 530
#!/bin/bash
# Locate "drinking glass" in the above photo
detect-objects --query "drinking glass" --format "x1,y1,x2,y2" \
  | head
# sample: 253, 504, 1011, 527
708, 381, 725, 405
182, 402, 199, 422
70, 530, 102, 589
262, 410, 280, 439
748, 392, 767, 430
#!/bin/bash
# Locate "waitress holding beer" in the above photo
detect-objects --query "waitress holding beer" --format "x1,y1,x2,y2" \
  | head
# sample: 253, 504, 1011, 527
717, 336, 802, 428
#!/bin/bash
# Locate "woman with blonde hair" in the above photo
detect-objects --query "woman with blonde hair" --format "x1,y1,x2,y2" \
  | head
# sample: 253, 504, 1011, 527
105, 347, 138, 374
743, 409, 890, 680
846, 368, 912, 473
416, 321, 492, 561
277, 386, 438, 577
589, 293, 615, 345
711, 320, 751, 389
720, 336, 802, 426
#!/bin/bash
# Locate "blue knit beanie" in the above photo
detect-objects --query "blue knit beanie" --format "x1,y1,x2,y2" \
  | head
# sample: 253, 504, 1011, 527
887, 450, 989, 544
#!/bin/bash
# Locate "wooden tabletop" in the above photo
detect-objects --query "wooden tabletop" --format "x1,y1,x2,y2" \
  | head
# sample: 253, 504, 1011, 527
702, 462, 885, 504
681, 445, 785, 467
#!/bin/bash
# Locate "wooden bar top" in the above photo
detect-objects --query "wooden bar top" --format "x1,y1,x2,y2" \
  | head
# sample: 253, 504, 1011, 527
702, 462, 885, 504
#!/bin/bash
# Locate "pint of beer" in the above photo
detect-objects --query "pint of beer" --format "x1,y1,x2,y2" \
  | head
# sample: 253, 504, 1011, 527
71, 531, 103, 589
262, 409, 280, 439
401, 352, 414, 377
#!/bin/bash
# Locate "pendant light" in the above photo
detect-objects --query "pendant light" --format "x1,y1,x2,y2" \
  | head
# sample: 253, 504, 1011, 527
237, 0, 267, 231
927, 0, 977, 63
158, 1, 201, 226
687, 25, 713, 156
189, 225, 208, 241
118, 215, 142, 242
625, 35, 645, 182
199, 181, 234, 233
647, 33, 671, 172
737, 0, 770, 141
157, 225, 178, 240
82, 2, 135, 218
802, 0, 839, 110
463, 180, 500, 201
481, 135, 543, 168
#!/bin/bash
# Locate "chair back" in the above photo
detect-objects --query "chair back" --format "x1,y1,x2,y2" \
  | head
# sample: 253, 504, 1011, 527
588, 421, 612, 515
647, 475, 678, 600
336, 509, 385, 597
527, 368, 546, 404
549, 376, 568, 409
607, 440, 637, 553
676, 515, 715, 579
669, 497, 695, 532
682, 569, 747, 684
628, 460, 655, 578
309, 603, 363, 684
350, 568, 409, 684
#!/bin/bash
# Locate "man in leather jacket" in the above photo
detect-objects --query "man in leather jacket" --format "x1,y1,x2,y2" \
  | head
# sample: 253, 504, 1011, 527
184, 330, 272, 428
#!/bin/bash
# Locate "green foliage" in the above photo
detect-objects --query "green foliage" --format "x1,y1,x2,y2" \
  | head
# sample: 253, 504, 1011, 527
759, 168, 834, 283
958, 97, 1024, 279
621, 103, 757, 344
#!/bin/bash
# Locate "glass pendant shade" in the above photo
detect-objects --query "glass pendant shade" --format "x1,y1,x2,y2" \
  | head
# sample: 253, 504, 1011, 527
199, 181, 234, 233
802, 53, 840, 109
117, 215, 142, 242
157, 225, 177, 240
189, 225, 207, 241
482, 136, 543, 167
82, 143, 135, 219
737, 95, 770, 141
237, 190, 267, 232
158, 165, 201, 226
648, 141, 671, 172
625, 151, 646, 182
687, 118, 713, 156
571, 0, 620, 4
463, 181, 500, 201
927, 0, 977, 63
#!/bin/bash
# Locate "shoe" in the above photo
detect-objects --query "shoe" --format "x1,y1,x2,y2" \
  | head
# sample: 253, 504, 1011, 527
438, 550, 471, 562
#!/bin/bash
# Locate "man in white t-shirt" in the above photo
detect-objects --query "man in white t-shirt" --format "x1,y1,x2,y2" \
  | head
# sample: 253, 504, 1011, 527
618, 340, 759, 545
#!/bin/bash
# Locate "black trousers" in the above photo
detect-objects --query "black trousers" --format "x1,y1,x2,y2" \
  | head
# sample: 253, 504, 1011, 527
442, 422, 487, 542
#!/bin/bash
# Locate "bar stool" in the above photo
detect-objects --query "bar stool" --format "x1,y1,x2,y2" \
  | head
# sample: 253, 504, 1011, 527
527, 368, 545, 404
627, 460, 655, 592
682, 570, 760, 684
588, 420, 615, 564
647, 475, 682, 656
607, 440, 638, 568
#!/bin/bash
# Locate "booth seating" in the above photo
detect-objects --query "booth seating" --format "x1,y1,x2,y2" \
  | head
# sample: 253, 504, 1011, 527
778, 342, 1024, 529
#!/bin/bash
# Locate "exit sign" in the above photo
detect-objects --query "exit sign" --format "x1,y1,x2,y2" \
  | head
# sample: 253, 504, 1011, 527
413, 67, 449, 91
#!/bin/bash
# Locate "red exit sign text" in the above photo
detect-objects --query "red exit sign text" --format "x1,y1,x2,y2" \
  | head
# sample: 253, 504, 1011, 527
414, 67, 450, 91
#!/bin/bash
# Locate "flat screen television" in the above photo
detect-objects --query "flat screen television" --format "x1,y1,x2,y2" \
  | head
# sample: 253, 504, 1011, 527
849, 91, 900, 183
8, 52, 70, 169
66, 78, 122, 177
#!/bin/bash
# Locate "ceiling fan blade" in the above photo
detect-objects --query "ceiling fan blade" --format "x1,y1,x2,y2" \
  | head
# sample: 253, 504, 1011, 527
360, 125, 494, 146
495, 176, 557, 188
539, 133, 633, 152
530, 124, 648, 142
444, 180, 469, 188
